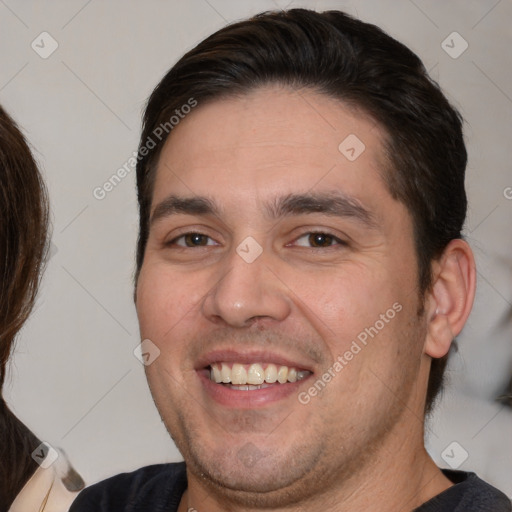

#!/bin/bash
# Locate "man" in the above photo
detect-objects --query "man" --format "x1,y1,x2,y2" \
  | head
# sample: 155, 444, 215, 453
71, 8, 511, 511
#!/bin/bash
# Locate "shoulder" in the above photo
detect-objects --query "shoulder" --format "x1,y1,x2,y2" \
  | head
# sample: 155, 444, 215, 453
417, 470, 511, 511
445, 470, 511, 510
69, 462, 187, 512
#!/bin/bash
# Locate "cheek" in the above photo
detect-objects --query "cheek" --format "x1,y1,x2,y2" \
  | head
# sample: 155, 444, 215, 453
137, 266, 203, 393
287, 263, 399, 335
136, 263, 200, 341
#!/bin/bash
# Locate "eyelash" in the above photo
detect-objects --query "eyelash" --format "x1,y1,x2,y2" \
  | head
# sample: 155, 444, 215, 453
169, 233, 219, 248
168, 231, 347, 249
292, 231, 347, 248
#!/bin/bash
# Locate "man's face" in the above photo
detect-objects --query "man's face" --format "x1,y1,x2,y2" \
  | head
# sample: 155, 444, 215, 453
136, 86, 429, 503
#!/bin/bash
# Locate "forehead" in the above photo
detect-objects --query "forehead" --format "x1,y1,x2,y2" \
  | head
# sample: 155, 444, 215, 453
152, 86, 390, 210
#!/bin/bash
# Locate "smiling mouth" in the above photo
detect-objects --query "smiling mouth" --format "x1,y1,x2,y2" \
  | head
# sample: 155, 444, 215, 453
209, 362, 311, 390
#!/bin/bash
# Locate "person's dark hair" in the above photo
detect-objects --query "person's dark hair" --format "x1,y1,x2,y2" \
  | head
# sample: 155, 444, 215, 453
0, 105, 49, 509
134, 9, 467, 414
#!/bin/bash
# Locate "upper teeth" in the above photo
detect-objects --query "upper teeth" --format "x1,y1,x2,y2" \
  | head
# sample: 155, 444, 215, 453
210, 363, 309, 385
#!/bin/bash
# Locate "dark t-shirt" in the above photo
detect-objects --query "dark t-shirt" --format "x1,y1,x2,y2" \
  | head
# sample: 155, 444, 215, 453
69, 462, 511, 511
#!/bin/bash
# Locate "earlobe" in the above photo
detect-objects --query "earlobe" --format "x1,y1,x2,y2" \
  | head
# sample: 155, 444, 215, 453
424, 239, 476, 359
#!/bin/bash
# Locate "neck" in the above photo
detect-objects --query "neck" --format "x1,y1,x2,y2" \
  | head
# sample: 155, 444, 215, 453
0, 397, 40, 511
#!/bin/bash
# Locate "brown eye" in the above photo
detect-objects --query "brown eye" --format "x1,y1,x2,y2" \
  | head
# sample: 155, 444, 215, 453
292, 232, 346, 249
183, 233, 209, 247
308, 233, 334, 247
170, 233, 216, 247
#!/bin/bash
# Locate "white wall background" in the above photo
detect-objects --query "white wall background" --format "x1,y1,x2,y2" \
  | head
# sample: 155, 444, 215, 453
1, 0, 511, 497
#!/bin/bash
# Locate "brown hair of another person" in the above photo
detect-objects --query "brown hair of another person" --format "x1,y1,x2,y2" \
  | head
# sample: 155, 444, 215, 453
0, 104, 49, 510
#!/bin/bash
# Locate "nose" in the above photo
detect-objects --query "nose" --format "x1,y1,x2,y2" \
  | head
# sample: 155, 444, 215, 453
201, 246, 292, 328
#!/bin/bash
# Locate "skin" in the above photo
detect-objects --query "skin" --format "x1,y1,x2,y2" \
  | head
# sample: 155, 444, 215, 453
135, 85, 476, 511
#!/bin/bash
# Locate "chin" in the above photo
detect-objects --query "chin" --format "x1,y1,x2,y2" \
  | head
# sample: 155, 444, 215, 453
182, 435, 327, 506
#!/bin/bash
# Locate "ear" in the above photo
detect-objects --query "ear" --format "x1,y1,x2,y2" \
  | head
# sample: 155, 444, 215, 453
424, 239, 476, 359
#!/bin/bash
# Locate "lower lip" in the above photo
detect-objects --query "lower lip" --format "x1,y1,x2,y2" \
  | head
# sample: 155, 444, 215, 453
197, 370, 310, 408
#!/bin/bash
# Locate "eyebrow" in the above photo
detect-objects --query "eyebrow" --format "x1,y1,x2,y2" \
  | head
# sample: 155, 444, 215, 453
151, 195, 220, 225
266, 192, 377, 228
150, 192, 377, 229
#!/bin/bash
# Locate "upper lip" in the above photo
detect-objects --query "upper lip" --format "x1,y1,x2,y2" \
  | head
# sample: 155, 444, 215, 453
195, 349, 315, 373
